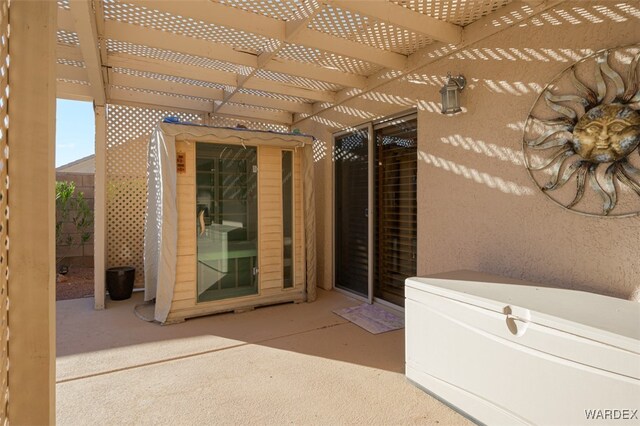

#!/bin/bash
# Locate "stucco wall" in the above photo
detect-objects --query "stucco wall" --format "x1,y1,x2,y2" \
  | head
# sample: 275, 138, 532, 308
298, 1, 640, 299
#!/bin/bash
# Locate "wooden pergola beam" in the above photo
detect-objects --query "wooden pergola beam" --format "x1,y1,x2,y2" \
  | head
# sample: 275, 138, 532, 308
289, 29, 407, 70
69, 0, 105, 105
124, 0, 283, 40
108, 52, 237, 86
242, 76, 335, 103
109, 70, 225, 101
104, 20, 258, 69
216, 0, 326, 112
107, 52, 335, 103
105, 68, 313, 114
216, 103, 293, 125
264, 57, 366, 89
57, 7, 75, 32
57, 43, 84, 62
57, 62, 89, 82
295, 0, 567, 125
57, 80, 93, 101
324, 0, 463, 45
109, 86, 214, 112
104, 19, 366, 90
232, 92, 313, 115
124, 0, 406, 70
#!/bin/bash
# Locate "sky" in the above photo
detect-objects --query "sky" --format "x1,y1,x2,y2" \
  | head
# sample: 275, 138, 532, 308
56, 99, 95, 167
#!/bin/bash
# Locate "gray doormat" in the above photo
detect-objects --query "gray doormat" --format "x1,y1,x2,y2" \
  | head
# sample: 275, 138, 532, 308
333, 303, 404, 334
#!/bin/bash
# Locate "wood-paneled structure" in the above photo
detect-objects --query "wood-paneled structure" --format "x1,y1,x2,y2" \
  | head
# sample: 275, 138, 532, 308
148, 127, 311, 323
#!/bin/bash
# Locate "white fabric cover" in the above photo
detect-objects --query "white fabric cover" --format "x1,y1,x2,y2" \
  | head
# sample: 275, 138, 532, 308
144, 127, 178, 323
145, 122, 316, 323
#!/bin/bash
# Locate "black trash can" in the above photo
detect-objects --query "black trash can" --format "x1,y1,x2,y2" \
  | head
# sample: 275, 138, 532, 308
106, 266, 135, 300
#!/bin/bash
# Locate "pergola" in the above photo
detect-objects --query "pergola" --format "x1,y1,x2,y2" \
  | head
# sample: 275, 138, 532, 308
54, 0, 562, 310
56, 0, 558, 125
4, 0, 639, 424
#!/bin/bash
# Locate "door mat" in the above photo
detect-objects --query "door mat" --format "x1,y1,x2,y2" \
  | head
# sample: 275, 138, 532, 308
333, 304, 404, 334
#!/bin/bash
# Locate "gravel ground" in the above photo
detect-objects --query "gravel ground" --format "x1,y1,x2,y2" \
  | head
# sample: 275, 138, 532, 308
56, 267, 94, 301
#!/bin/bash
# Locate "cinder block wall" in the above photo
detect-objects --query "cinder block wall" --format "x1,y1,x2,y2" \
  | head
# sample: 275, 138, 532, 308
56, 172, 94, 268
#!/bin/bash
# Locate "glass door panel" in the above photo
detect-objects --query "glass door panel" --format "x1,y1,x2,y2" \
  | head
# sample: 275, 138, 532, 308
196, 143, 258, 302
334, 129, 369, 297
374, 117, 417, 307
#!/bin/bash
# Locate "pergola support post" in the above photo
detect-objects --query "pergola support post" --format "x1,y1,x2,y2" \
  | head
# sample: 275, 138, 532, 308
8, 0, 57, 423
94, 105, 106, 309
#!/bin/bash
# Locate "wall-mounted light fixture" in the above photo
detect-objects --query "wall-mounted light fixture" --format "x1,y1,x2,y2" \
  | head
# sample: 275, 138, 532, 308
440, 73, 466, 114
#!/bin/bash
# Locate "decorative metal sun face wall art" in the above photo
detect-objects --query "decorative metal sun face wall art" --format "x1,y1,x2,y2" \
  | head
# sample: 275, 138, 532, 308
523, 45, 640, 217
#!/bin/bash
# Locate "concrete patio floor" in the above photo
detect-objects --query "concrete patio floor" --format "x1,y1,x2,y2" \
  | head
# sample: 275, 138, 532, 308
56, 289, 472, 425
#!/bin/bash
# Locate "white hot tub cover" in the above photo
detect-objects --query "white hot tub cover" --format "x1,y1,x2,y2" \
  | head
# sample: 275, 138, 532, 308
144, 121, 316, 323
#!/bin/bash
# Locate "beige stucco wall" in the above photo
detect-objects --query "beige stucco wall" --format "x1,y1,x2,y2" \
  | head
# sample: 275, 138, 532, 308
298, 1, 640, 299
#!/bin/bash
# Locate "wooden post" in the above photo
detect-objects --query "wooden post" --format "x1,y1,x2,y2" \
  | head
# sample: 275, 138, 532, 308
8, 0, 57, 423
94, 106, 106, 309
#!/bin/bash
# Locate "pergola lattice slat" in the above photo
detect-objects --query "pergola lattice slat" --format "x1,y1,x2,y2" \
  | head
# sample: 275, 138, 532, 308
324, 0, 463, 45
123, 0, 284, 41
121, 0, 408, 70
69, 0, 106, 104
295, 0, 567, 124
54, 0, 546, 127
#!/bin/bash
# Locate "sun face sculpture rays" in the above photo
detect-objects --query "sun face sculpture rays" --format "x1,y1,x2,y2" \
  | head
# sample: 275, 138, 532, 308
523, 45, 640, 217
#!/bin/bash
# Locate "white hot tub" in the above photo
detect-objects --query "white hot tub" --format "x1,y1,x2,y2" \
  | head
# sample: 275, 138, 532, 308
405, 271, 640, 425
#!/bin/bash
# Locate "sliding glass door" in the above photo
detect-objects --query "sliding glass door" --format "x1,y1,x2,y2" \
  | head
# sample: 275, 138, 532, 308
334, 127, 370, 298
334, 114, 417, 307
374, 117, 417, 307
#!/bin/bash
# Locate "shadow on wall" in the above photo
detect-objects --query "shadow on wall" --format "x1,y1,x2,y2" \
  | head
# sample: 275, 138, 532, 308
296, 1, 640, 300
418, 151, 535, 197
298, 1, 640, 134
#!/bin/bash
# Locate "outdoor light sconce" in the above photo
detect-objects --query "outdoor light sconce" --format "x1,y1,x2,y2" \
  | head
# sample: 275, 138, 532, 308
440, 73, 466, 114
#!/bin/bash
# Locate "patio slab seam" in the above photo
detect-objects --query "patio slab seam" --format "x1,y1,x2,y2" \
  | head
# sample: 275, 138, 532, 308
56, 319, 350, 384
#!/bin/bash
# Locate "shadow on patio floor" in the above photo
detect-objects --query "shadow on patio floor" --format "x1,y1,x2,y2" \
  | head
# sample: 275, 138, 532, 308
57, 289, 404, 378
56, 289, 471, 425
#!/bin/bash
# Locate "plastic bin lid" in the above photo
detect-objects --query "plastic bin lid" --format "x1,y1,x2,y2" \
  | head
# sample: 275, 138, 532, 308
406, 270, 640, 352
